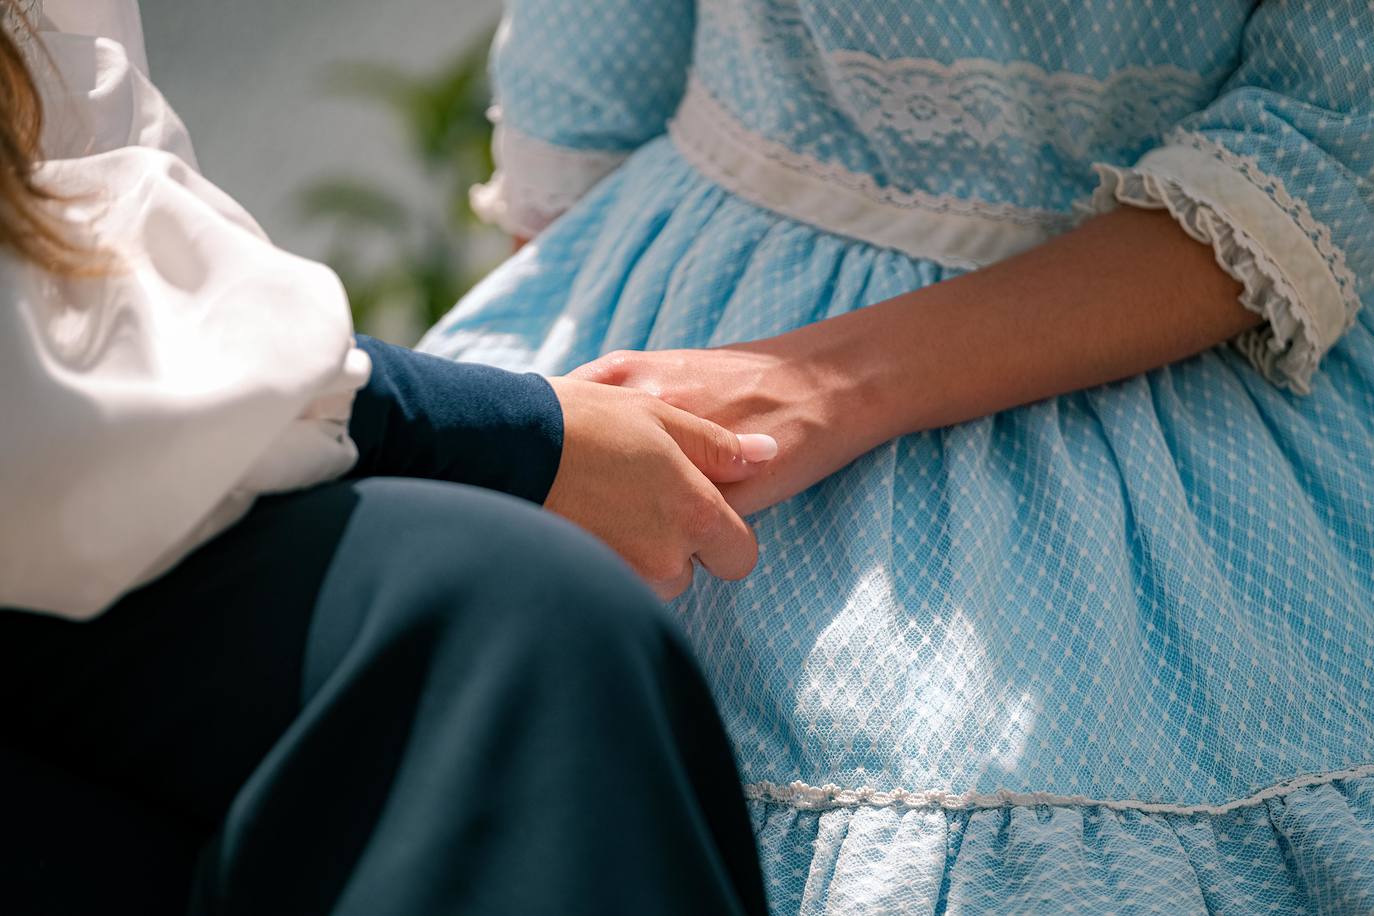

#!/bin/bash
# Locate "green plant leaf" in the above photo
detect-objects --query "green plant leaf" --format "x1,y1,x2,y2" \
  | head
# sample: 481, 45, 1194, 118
297, 178, 410, 232
299, 28, 501, 343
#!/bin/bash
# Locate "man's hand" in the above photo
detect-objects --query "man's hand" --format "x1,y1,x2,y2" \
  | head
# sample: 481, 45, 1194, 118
570, 341, 869, 518
544, 378, 778, 599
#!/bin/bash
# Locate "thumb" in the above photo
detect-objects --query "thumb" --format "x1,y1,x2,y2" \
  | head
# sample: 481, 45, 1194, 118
661, 409, 778, 484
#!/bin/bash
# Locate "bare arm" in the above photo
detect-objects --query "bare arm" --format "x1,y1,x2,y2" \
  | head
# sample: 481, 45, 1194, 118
576, 206, 1261, 514
793, 206, 1254, 443
570, 0, 1368, 517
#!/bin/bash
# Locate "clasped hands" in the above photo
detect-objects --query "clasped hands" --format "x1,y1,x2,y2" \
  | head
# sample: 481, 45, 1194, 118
545, 337, 874, 599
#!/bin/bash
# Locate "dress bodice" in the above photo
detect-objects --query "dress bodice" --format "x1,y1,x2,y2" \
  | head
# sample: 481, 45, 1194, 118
687, 0, 1252, 225
485, 0, 1368, 369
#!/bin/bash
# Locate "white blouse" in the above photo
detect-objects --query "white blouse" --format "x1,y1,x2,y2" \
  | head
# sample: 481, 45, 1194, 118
1, 1, 369, 619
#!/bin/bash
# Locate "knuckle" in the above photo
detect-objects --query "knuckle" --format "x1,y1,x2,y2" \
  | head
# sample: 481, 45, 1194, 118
578, 351, 635, 382
639, 549, 688, 587
603, 350, 638, 372
714, 428, 741, 465
680, 490, 724, 542
687, 423, 729, 472
703, 429, 728, 468
570, 360, 604, 381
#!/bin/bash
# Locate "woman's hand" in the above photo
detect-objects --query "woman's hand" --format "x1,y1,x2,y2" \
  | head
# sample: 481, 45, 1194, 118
569, 337, 885, 517
572, 210, 1260, 519
544, 377, 778, 598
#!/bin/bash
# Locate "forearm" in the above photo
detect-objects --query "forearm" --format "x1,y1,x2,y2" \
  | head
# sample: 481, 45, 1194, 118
797, 207, 1258, 444
348, 336, 564, 503
569, 206, 1264, 516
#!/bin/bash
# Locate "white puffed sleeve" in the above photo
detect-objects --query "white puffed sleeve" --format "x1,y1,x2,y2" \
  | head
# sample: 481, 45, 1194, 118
40, 0, 148, 74
0, 148, 368, 620
2, 3, 369, 619
34, 0, 197, 168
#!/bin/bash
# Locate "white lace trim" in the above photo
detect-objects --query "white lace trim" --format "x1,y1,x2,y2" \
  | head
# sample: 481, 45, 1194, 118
825, 51, 1206, 163
669, 77, 1071, 269
470, 113, 628, 238
745, 762, 1374, 816
1088, 143, 1358, 394
1171, 129, 1363, 317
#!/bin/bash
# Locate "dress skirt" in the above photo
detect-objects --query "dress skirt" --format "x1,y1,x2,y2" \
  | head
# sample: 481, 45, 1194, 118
420, 137, 1374, 914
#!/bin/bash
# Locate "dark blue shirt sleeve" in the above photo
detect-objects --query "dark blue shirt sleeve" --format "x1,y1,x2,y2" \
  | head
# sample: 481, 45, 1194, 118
347, 336, 564, 504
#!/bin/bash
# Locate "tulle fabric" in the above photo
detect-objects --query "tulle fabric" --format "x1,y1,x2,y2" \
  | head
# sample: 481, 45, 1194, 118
421, 140, 1374, 914
748, 777, 1374, 914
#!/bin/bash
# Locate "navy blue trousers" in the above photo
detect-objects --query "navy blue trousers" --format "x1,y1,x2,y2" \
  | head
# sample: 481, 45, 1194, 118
0, 341, 766, 915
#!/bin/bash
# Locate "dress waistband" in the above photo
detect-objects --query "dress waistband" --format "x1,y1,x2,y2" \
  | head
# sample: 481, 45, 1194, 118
667, 77, 1076, 270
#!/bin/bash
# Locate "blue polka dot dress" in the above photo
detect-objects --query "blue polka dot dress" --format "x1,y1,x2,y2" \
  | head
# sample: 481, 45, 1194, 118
420, 2, 1374, 911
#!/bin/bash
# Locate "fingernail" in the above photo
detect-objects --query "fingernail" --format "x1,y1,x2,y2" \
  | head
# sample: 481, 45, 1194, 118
737, 433, 779, 463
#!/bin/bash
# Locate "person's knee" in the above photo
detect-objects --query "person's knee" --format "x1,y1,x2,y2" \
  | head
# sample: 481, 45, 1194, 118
456, 496, 680, 676
335, 478, 677, 675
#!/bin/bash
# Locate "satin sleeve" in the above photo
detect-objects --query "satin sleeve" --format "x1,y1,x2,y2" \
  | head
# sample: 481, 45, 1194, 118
34, 0, 199, 168
0, 148, 366, 620
40, 0, 148, 73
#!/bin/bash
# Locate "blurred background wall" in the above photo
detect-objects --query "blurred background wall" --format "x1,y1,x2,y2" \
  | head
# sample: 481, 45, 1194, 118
141, 0, 506, 342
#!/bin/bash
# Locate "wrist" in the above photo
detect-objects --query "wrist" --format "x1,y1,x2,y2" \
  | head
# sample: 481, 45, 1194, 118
764, 310, 910, 450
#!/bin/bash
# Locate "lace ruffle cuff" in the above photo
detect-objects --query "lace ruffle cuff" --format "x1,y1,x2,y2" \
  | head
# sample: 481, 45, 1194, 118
1088, 136, 1360, 394
470, 113, 628, 239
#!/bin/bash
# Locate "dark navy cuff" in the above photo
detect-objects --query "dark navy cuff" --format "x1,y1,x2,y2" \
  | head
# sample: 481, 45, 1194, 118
348, 336, 564, 504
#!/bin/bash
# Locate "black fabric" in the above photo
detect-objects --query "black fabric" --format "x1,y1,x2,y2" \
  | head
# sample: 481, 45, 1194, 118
0, 478, 767, 915
0, 745, 202, 915
349, 335, 564, 504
